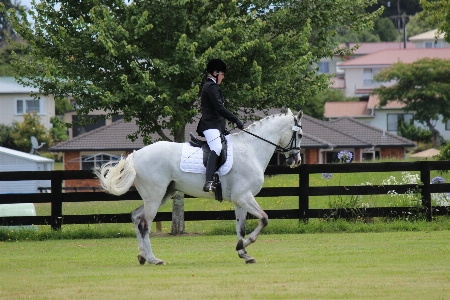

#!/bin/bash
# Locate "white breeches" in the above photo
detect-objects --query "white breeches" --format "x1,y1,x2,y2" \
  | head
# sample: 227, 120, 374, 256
203, 129, 222, 155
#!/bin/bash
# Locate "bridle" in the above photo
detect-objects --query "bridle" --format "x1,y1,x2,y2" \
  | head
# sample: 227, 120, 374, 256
241, 115, 303, 160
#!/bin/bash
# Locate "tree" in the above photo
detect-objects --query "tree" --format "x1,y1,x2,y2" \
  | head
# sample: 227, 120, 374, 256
373, 58, 450, 147
398, 119, 432, 144
0, 0, 20, 44
50, 116, 69, 143
406, 13, 434, 40
420, 0, 450, 43
11, 112, 52, 153
374, 17, 397, 41
0, 123, 17, 149
55, 98, 72, 116
4, 0, 381, 234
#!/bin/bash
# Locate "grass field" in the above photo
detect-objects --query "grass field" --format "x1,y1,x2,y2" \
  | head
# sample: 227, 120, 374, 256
1, 232, 450, 299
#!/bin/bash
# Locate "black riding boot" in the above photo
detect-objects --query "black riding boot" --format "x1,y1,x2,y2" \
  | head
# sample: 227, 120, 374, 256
203, 151, 219, 194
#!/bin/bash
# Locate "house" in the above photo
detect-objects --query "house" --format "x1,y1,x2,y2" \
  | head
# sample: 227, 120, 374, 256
318, 42, 415, 90
325, 48, 450, 140
49, 111, 415, 188
408, 29, 450, 49
0, 77, 56, 130
337, 48, 450, 99
0, 146, 54, 193
326, 94, 450, 141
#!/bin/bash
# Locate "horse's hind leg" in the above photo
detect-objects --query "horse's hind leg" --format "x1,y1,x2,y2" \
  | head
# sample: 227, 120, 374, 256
234, 195, 268, 264
234, 205, 256, 264
131, 203, 164, 265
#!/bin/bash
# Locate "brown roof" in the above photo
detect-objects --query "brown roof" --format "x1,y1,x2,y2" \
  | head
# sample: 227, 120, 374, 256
324, 102, 370, 118
367, 94, 405, 109
339, 42, 415, 55
339, 48, 450, 67
50, 111, 415, 152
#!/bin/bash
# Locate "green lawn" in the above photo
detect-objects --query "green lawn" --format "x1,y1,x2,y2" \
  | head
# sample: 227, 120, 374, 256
1, 232, 449, 300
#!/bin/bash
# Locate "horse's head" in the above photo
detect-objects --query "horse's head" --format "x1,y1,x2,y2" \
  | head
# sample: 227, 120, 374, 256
283, 109, 303, 168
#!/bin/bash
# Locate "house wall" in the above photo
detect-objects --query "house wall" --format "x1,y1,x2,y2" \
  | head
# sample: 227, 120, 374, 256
63, 151, 98, 189
343, 68, 397, 98
304, 149, 319, 164
380, 147, 405, 159
0, 152, 53, 193
369, 109, 450, 141
63, 150, 130, 189
0, 93, 55, 130
412, 40, 450, 48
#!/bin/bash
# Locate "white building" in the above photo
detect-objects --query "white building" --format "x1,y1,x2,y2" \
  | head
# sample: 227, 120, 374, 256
0, 77, 55, 130
0, 146, 54, 194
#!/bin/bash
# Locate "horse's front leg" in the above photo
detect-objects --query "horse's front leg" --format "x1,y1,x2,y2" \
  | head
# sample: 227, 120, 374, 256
131, 203, 164, 265
234, 205, 256, 264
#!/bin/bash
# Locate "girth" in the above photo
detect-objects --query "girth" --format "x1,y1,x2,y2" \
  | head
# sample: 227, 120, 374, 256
189, 132, 228, 170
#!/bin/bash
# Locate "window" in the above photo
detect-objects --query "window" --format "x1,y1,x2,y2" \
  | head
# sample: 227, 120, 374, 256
387, 113, 413, 131
424, 41, 442, 48
445, 120, 450, 130
81, 153, 121, 170
318, 62, 329, 74
335, 61, 344, 74
16, 99, 41, 114
363, 68, 382, 85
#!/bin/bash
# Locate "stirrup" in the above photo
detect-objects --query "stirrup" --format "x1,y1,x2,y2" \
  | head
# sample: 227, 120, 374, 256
203, 181, 216, 194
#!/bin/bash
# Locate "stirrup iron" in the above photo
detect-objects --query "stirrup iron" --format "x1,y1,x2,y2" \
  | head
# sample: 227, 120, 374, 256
203, 181, 216, 194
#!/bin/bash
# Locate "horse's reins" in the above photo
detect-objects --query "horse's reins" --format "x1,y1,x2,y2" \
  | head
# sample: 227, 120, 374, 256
240, 116, 302, 160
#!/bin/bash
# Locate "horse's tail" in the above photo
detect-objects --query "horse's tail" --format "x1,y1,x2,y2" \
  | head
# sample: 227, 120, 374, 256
94, 153, 136, 196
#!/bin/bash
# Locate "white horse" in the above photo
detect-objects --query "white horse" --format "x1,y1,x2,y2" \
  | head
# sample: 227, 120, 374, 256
95, 109, 303, 265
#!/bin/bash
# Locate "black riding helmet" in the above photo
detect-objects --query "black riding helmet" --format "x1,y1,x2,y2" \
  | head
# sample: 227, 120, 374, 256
206, 59, 227, 74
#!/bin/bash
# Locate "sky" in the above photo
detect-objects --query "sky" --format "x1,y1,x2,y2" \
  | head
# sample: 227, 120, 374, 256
19, 0, 35, 9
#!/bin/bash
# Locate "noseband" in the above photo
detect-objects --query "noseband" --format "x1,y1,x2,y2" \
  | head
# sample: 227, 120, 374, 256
241, 116, 302, 160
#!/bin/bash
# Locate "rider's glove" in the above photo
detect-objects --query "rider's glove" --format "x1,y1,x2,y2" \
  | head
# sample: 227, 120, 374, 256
236, 119, 244, 130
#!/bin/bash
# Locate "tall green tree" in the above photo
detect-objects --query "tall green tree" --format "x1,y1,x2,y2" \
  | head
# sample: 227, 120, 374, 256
374, 17, 397, 41
3, 0, 381, 234
373, 58, 450, 147
0, 0, 20, 44
406, 13, 434, 39
0, 123, 17, 149
11, 112, 52, 153
420, 0, 450, 43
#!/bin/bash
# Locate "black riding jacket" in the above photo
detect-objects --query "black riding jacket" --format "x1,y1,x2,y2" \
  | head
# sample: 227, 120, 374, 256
196, 79, 240, 137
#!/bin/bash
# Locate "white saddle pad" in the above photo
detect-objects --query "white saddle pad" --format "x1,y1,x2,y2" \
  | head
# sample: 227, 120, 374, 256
180, 135, 233, 176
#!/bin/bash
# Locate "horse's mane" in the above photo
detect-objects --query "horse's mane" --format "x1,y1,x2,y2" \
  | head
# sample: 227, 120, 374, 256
232, 113, 287, 136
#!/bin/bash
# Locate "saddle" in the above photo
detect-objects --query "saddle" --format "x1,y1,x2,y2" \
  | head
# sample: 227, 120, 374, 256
189, 132, 228, 202
189, 132, 228, 170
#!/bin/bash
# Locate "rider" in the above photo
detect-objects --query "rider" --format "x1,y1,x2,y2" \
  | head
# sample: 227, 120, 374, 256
197, 58, 244, 193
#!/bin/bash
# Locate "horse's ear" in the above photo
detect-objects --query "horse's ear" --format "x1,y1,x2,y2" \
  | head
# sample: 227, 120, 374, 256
286, 108, 292, 115
297, 110, 303, 120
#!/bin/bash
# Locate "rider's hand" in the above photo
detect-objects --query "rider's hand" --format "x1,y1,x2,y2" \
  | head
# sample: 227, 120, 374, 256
236, 119, 244, 130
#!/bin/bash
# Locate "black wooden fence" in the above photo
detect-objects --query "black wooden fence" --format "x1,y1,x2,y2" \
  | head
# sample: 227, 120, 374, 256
1, 161, 450, 230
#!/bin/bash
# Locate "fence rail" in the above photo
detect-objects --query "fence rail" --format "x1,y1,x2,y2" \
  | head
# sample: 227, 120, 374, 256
1, 161, 450, 230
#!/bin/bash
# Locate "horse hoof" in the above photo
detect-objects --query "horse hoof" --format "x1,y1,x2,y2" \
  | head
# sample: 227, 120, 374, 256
151, 259, 165, 265
137, 255, 146, 265
245, 258, 257, 264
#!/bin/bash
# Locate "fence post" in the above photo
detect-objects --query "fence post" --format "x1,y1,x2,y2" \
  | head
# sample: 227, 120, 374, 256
420, 161, 432, 222
299, 164, 310, 223
51, 171, 63, 230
